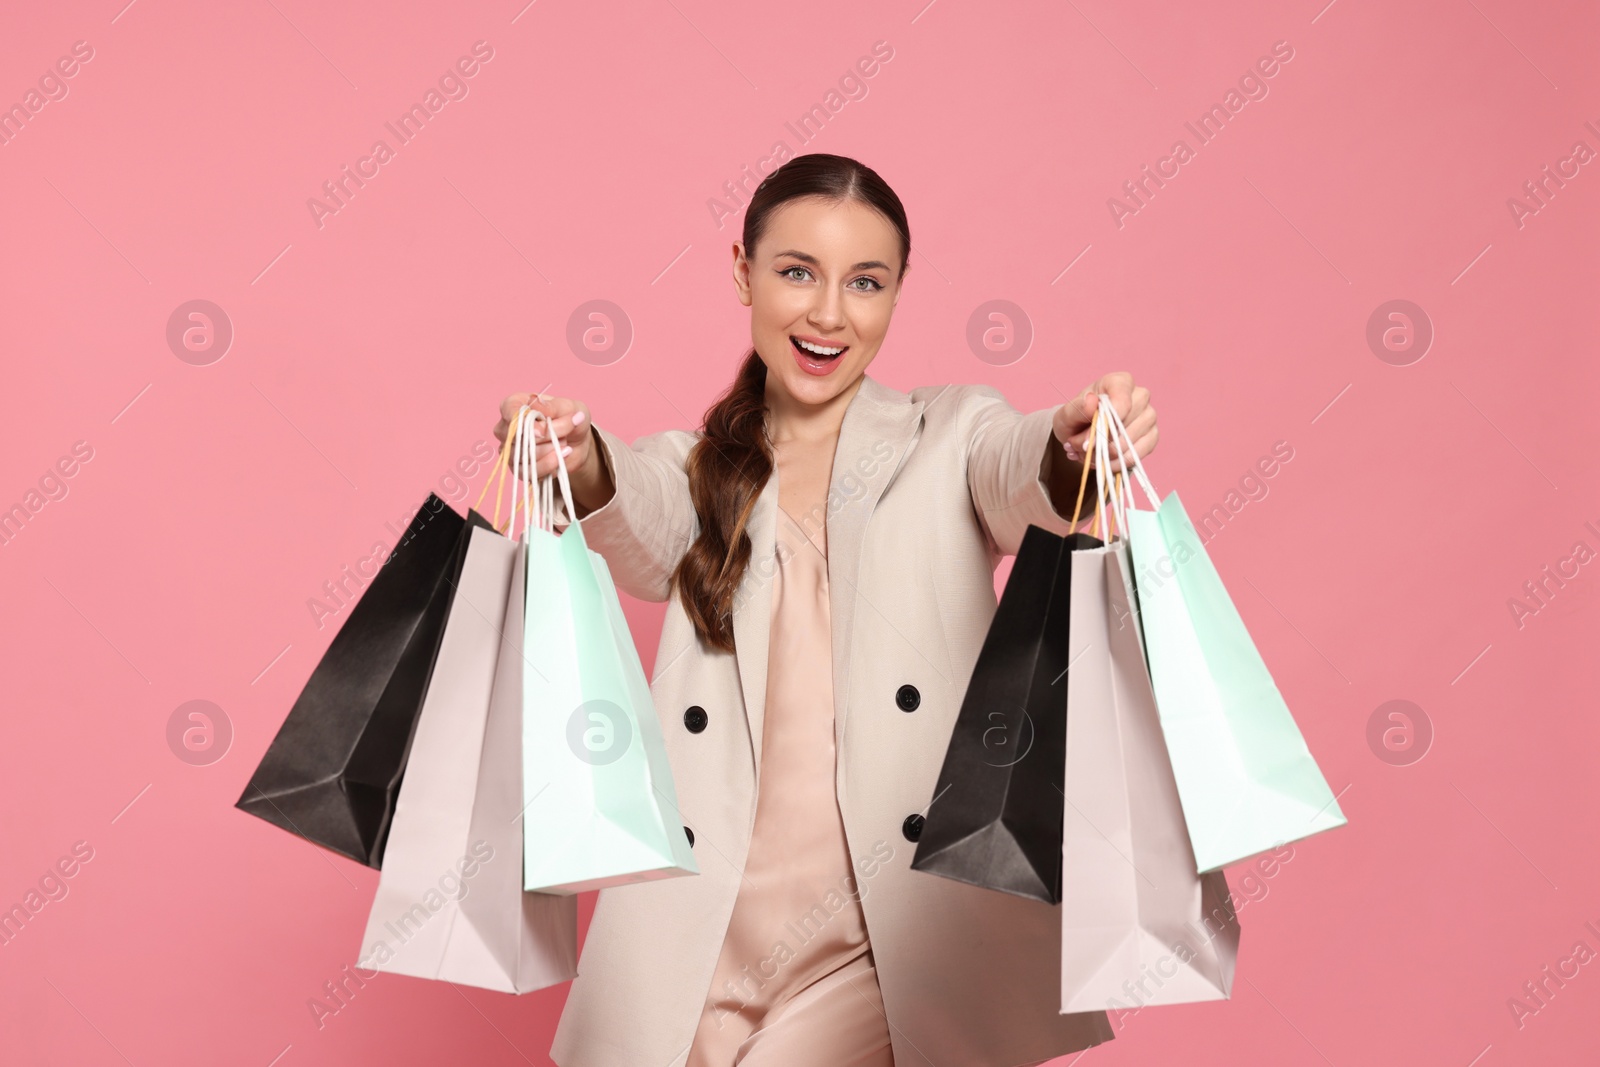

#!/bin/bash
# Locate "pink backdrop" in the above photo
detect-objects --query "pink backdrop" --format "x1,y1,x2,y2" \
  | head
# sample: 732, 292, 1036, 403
2, 0, 1597, 1063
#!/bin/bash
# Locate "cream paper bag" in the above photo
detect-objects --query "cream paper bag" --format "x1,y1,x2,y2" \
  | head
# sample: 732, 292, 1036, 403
359, 428, 577, 993
1060, 409, 1238, 1013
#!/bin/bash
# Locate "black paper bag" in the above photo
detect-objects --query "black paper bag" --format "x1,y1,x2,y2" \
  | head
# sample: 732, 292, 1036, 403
235, 494, 491, 868
910, 523, 1103, 903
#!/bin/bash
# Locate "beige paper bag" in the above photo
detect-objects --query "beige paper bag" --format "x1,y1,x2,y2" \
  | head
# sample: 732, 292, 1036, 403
1060, 537, 1238, 1013
360, 524, 577, 993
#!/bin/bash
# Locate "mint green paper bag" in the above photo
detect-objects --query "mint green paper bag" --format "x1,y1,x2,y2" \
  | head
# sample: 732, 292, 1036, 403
510, 408, 698, 894
1096, 400, 1347, 874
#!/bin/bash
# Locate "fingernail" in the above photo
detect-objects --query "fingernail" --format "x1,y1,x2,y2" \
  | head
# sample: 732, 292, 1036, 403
561, 445, 573, 457
572, 411, 586, 426
1063, 440, 1083, 462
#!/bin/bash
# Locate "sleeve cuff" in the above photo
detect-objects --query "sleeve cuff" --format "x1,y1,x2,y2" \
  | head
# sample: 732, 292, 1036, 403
1017, 404, 1087, 537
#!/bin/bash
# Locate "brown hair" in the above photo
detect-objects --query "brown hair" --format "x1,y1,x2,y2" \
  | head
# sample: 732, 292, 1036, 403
673, 153, 911, 653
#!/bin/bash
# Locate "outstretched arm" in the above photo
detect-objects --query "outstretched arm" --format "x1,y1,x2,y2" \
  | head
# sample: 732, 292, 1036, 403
965, 386, 1094, 556
494, 393, 698, 603
966, 373, 1159, 555
571, 422, 699, 603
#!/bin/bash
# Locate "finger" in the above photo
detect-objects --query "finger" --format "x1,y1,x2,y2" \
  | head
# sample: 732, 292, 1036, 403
496, 391, 537, 443
1122, 421, 1159, 460
509, 396, 552, 442
1102, 375, 1136, 422
524, 394, 579, 419
1119, 405, 1156, 448
1062, 389, 1095, 427
1067, 390, 1114, 454
1119, 387, 1149, 428
1104, 415, 1157, 470
531, 411, 590, 444
529, 435, 570, 454
535, 443, 574, 476
1055, 391, 1098, 457
526, 440, 565, 472
500, 393, 534, 423
1092, 441, 1127, 473
1092, 422, 1133, 472
522, 398, 585, 439
514, 446, 552, 483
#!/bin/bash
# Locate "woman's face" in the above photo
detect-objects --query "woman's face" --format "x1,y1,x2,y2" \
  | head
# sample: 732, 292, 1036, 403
733, 195, 906, 409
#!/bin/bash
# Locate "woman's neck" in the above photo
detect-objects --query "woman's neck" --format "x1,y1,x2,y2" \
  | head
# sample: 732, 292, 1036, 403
764, 372, 865, 447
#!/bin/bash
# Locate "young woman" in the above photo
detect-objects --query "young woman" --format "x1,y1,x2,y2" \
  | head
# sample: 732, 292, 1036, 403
494, 153, 1158, 1067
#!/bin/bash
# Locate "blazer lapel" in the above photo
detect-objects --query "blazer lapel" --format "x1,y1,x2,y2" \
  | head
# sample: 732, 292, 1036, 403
730, 373, 927, 792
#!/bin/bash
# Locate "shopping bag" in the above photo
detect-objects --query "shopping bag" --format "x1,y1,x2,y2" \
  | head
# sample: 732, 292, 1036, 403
1061, 538, 1238, 1011
512, 407, 699, 894
1098, 398, 1346, 873
236, 493, 483, 868
1060, 410, 1237, 1010
360, 425, 577, 992
911, 519, 1101, 903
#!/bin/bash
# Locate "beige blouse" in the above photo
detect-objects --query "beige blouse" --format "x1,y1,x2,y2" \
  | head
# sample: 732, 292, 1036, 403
686, 506, 886, 1064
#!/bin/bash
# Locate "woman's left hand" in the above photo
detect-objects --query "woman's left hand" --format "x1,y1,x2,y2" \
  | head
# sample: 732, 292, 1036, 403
1053, 371, 1158, 472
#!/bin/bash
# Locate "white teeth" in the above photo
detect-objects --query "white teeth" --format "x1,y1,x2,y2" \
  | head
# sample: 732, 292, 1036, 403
794, 337, 845, 357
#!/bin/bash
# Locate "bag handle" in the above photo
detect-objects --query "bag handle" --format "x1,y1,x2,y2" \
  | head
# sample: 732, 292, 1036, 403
1064, 400, 1139, 541
1094, 400, 1117, 539
476, 411, 519, 534
1067, 404, 1105, 534
509, 405, 578, 538
506, 404, 551, 539
513, 406, 534, 539
508, 405, 545, 538
473, 427, 510, 517
532, 404, 577, 531
520, 406, 558, 538
1096, 399, 1136, 538
1095, 392, 1160, 511
473, 398, 552, 535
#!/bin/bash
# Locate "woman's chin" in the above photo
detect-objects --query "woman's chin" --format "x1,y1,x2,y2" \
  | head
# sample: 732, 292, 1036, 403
786, 363, 857, 401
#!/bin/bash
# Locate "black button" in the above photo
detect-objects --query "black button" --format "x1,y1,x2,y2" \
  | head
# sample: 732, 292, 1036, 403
901, 814, 924, 842
683, 705, 708, 733
895, 684, 921, 712
684, 825, 695, 847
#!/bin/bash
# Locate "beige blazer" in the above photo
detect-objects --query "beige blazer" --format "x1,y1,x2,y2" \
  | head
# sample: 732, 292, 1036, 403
549, 373, 1115, 1067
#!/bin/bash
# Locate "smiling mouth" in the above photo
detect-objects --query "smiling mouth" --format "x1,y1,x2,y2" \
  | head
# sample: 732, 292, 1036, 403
790, 336, 848, 361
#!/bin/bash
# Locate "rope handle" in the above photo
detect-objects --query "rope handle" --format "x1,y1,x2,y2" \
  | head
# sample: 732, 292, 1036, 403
1097, 394, 1159, 509
1064, 399, 1133, 541
507, 404, 577, 539
473, 407, 521, 532
1067, 403, 1103, 533
471, 393, 566, 536
1098, 397, 1130, 538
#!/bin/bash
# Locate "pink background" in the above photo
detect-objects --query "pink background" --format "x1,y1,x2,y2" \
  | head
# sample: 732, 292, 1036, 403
2, 0, 1597, 1063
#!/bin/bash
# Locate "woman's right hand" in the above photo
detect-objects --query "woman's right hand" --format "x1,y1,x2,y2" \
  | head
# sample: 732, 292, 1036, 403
494, 392, 612, 514
495, 392, 592, 479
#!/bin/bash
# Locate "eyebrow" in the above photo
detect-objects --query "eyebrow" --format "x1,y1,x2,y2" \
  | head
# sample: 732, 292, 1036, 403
772, 249, 893, 272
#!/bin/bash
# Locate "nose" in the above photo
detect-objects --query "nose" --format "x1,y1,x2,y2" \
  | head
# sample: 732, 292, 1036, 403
807, 284, 846, 332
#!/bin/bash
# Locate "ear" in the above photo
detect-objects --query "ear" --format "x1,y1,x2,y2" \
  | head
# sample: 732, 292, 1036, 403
732, 241, 754, 307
